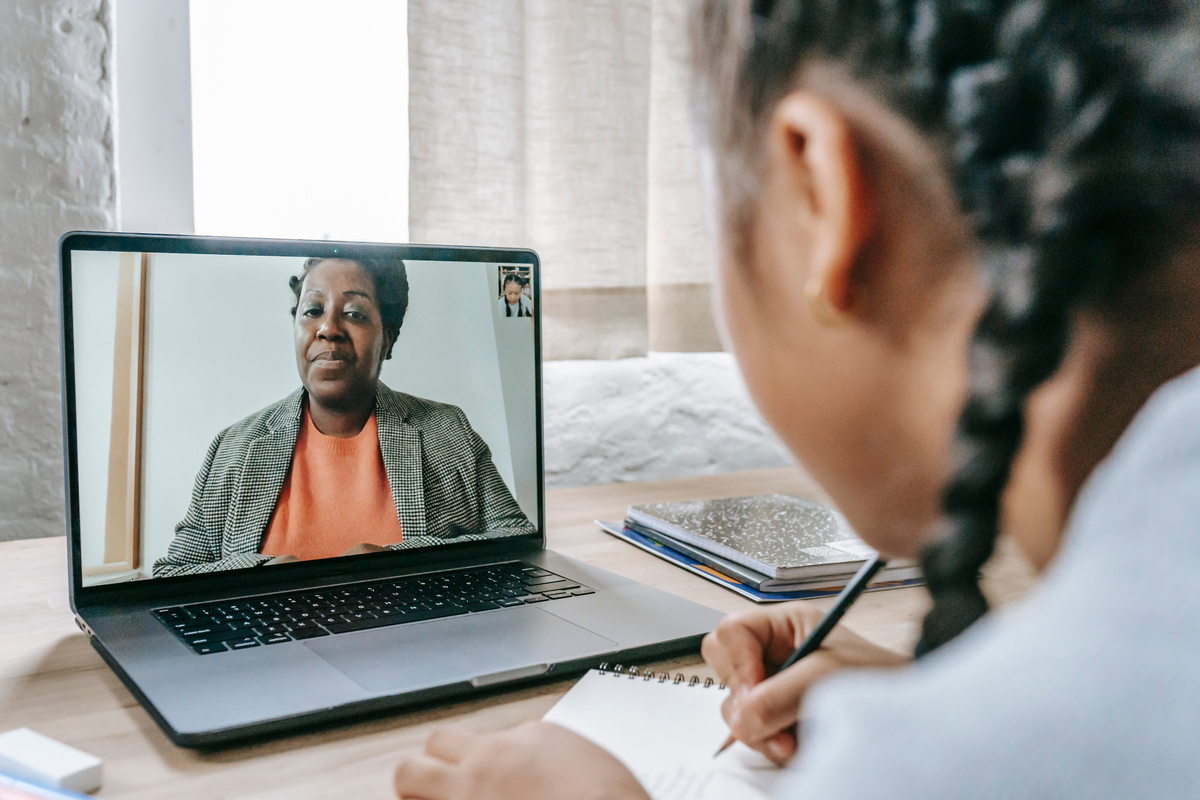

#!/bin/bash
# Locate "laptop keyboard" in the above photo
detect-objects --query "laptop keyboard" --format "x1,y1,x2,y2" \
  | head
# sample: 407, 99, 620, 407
152, 562, 595, 655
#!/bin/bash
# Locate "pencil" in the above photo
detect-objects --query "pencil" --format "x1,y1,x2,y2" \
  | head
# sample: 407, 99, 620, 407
713, 553, 888, 758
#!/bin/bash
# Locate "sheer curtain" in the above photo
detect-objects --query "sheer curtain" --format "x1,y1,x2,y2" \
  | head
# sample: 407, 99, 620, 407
408, 0, 720, 360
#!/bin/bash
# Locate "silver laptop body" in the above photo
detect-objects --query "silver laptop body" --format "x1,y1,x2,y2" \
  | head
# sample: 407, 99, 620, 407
59, 232, 722, 747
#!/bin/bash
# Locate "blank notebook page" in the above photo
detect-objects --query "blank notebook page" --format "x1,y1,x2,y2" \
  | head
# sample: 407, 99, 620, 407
543, 669, 785, 800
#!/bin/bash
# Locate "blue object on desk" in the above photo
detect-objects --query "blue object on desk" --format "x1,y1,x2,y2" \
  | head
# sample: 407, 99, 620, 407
0, 770, 92, 799
595, 521, 921, 603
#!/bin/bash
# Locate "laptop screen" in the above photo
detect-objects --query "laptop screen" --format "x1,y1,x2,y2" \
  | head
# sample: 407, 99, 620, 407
64, 241, 540, 588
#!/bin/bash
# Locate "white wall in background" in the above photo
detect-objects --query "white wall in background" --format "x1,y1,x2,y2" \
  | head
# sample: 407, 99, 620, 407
138, 253, 302, 575
68, 251, 121, 567
490, 278, 539, 522
542, 352, 795, 489
385, 260, 522, 514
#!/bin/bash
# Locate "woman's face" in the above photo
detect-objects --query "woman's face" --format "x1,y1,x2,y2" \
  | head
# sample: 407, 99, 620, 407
293, 259, 392, 412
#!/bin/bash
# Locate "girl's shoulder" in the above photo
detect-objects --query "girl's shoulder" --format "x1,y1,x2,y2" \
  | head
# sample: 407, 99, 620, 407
778, 364, 1200, 799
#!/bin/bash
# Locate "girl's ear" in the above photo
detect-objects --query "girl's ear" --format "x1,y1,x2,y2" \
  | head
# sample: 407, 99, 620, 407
768, 92, 873, 326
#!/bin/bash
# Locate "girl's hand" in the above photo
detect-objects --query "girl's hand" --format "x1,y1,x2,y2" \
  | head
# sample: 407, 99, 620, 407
702, 602, 908, 765
395, 721, 651, 800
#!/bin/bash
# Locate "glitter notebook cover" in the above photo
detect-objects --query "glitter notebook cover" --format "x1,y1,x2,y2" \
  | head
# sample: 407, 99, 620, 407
626, 494, 873, 580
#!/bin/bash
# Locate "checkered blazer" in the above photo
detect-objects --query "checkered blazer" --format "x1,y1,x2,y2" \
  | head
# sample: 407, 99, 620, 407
152, 384, 535, 577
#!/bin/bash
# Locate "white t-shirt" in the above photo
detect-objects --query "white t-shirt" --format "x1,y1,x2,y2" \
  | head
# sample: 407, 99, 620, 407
778, 364, 1200, 798
498, 296, 532, 317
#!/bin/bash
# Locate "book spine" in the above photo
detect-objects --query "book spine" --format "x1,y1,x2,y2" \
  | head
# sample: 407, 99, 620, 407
623, 520, 775, 589
628, 523, 901, 591
626, 507, 786, 578
596, 521, 859, 602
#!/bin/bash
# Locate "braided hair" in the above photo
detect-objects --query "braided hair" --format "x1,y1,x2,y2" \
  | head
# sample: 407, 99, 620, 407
690, 0, 1200, 652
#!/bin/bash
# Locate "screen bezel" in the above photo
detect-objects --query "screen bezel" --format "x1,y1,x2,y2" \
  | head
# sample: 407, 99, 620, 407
59, 231, 545, 609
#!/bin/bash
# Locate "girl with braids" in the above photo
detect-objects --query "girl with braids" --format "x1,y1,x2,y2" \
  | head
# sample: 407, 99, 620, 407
393, 1, 1200, 798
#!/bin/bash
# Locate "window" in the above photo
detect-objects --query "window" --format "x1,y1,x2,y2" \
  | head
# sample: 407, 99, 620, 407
113, 0, 408, 242
190, 1, 409, 241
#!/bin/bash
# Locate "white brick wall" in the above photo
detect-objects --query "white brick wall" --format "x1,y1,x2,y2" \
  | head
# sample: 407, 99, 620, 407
0, 0, 115, 541
543, 352, 793, 489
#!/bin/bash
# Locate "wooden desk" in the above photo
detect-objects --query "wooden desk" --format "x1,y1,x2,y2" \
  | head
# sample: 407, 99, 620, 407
0, 469, 1034, 799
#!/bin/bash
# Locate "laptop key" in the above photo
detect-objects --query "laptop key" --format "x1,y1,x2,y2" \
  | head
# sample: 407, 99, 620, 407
186, 627, 257, 645
527, 581, 580, 594
544, 592, 573, 600
522, 595, 549, 603
464, 601, 500, 612
497, 599, 525, 607
570, 589, 596, 596
228, 637, 261, 649
180, 623, 233, 637
324, 616, 395, 635
192, 642, 228, 655
289, 626, 330, 640
260, 634, 292, 645
521, 574, 564, 586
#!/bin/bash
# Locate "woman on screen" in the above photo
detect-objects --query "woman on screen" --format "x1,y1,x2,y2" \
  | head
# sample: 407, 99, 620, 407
153, 257, 534, 578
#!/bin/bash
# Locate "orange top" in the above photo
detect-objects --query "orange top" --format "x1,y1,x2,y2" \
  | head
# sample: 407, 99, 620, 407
260, 408, 403, 560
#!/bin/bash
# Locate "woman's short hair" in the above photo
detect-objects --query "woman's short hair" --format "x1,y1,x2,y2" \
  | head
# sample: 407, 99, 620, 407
289, 257, 410, 349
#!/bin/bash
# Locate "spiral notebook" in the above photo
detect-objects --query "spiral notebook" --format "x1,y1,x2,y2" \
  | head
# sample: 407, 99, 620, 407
543, 666, 785, 800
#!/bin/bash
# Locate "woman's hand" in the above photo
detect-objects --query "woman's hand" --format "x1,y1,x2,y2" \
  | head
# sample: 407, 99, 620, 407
342, 542, 386, 556
394, 721, 650, 800
703, 602, 908, 765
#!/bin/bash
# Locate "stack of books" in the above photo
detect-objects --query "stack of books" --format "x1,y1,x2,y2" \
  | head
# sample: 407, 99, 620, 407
597, 493, 922, 603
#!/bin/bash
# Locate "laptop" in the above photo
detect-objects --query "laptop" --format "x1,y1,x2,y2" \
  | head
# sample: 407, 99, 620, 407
58, 232, 723, 747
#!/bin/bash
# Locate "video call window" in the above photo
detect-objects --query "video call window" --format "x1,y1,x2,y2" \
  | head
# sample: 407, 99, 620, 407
69, 251, 539, 587
497, 265, 533, 318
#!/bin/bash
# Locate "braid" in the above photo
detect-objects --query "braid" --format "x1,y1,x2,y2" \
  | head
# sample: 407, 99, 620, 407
692, 0, 1200, 652
919, 4, 1200, 651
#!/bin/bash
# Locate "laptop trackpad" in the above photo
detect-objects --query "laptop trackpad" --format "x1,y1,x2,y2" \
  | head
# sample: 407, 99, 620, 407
305, 605, 617, 694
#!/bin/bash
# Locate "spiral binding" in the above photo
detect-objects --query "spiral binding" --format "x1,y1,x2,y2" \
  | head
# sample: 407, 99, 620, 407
597, 663, 725, 689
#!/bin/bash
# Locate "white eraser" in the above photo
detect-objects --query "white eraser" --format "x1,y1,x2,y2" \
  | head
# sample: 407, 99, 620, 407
0, 729, 102, 794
